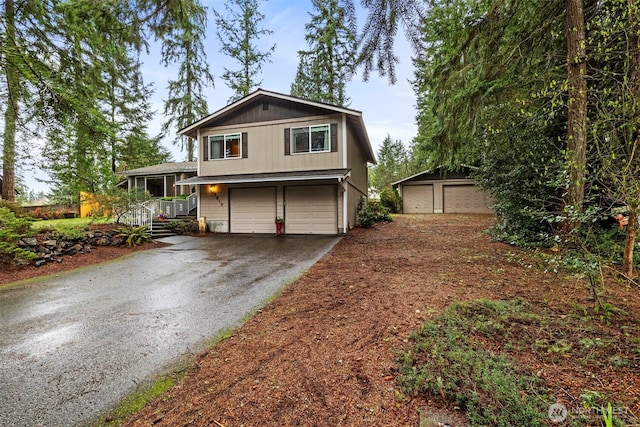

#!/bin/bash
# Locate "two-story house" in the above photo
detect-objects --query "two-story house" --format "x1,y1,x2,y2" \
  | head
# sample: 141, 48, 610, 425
176, 89, 375, 235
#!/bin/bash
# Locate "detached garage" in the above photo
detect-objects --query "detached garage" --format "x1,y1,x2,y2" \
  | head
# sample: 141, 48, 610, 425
392, 170, 493, 214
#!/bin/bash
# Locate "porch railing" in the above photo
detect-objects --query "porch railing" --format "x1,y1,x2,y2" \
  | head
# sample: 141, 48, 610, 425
119, 193, 197, 226
119, 203, 154, 230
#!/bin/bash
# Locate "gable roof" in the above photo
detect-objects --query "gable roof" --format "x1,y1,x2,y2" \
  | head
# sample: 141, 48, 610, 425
118, 161, 197, 177
177, 89, 375, 163
392, 168, 474, 187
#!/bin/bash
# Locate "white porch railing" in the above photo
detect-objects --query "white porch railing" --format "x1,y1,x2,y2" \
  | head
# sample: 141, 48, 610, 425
119, 203, 154, 230
119, 193, 197, 226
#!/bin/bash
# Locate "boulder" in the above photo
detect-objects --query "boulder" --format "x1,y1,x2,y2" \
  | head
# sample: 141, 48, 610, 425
21, 237, 39, 247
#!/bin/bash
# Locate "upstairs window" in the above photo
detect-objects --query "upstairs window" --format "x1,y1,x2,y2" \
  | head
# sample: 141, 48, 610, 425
209, 133, 241, 159
291, 125, 330, 154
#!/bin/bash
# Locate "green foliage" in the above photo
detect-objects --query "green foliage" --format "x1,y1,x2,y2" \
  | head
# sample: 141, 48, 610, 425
476, 117, 565, 248
117, 225, 152, 247
0, 200, 23, 216
369, 135, 410, 194
166, 220, 197, 235
354, 0, 424, 83
1, 0, 196, 202
92, 188, 152, 224
379, 187, 402, 214
97, 376, 176, 427
290, 0, 357, 106
0, 207, 38, 264
398, 298, 639, 426
160, 0, 213, 162
357, 199, 391, 228
397, 300, 552, 426
213, 0, 275, 102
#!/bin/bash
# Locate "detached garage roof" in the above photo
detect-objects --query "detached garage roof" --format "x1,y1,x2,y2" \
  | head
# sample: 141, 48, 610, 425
392, 168, 472, 187
176, 168, 351, 185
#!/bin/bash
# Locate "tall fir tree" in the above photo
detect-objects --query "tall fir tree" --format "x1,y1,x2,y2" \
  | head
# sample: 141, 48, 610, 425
160, 0, 214, 162
0, 0, 205, 201
290, 0, 357, 107
213, 0, 275, 103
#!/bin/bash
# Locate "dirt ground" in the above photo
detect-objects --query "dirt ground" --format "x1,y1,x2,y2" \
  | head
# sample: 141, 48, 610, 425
2, 215, 638, 426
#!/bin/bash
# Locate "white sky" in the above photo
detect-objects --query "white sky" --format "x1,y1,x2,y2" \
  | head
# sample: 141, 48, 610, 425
24, 0, 418, 193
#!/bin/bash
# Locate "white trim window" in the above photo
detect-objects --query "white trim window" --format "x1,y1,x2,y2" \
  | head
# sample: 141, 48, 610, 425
209, 133, 241, 159
291, 124, 330, 154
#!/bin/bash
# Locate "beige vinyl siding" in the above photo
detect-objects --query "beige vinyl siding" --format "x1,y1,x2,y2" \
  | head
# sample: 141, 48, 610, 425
402, 185, 434, 213
346, 125, 368, 192
346, 123, 369, 227
199, 184, 229, 232
199, 115, 344, 176
285, 185, 338, 234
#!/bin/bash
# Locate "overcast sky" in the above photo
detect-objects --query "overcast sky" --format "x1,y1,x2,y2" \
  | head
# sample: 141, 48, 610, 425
25, 0, 418, 193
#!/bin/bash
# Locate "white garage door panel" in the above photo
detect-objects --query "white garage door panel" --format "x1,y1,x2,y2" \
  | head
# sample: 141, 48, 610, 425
286, 186, 337, 234
444, 185, 491, 213
403, 185, 434, 214
230, 187, 276, 233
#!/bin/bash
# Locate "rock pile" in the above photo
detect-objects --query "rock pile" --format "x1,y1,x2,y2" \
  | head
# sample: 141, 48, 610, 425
18, 230, 125, 267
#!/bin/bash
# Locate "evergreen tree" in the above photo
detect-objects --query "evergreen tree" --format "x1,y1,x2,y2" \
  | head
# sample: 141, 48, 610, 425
213, 0, 275, 102
352, 0, 425, 83
369, 135, 409, 194
290, 0, 357, 107
160, 0, 214, 162
0, 0, 205, 202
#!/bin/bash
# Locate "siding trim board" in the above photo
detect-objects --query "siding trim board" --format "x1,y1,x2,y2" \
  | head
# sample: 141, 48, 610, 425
177, 169, 351, 186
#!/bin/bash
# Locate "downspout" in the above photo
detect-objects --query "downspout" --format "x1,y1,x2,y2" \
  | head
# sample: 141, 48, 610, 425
196, 129, 202, 219
342, 113, 348, 233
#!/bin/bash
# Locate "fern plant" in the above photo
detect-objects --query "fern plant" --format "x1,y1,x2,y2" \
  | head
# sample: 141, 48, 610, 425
117, 225, 152, 247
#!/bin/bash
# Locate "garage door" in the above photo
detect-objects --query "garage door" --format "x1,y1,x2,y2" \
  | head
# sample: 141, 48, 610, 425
285, 185, 337, 234
230, 187, 276, 233
443, 185, 491, 213
402, 185, 434, 213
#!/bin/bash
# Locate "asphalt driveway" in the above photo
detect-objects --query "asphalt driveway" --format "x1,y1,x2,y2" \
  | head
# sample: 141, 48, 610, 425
0, 234, 340, 427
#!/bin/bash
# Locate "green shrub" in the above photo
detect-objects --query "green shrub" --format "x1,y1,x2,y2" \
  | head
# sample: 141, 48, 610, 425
357, 199, 392, 228
52, 224, 88, 241
0, 207, 38, 264
0, 199, 24, 216
397, 299, 553, 426
117, 225, 152, 247
380, 187, 402, 213
166, 219, 197, 234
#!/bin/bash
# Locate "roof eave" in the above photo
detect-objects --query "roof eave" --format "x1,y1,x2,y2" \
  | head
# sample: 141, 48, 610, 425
177, 89, 365, 138
176, 170, 351, 186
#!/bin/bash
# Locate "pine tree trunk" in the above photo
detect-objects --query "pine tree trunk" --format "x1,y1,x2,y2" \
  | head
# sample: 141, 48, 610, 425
2, 0, 18, 202
565, 0, 587, 221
